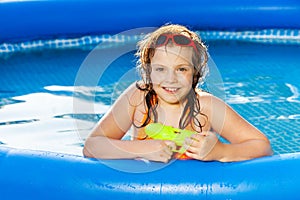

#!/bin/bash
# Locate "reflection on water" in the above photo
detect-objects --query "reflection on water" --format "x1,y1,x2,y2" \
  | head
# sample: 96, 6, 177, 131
0, 86, 111, 155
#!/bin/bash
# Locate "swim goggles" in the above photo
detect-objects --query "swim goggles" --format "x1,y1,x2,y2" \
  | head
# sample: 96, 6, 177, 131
154, 34, 199, 53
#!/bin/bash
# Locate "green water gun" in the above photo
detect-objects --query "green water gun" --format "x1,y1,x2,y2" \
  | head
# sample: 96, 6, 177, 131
145, 123, 196, 153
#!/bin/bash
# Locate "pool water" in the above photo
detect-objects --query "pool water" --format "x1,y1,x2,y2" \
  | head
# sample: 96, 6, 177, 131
210, 41, 300, 154
0, 40, 299, 155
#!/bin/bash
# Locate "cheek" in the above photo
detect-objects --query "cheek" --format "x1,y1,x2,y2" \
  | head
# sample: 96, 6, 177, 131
180, 73, 194, 84
150, 71, 166, 84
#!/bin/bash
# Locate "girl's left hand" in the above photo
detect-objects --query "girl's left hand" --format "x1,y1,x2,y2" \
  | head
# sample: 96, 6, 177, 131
183, 131, 220, 161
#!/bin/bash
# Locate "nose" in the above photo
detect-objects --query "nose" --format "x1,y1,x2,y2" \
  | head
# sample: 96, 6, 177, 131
165, 69, 178, 83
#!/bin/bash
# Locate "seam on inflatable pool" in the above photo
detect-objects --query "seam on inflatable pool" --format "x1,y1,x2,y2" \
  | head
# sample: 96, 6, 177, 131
1, 29, 299, 58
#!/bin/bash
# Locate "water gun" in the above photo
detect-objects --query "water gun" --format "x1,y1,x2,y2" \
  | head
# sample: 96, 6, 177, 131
145, 123, 195, 156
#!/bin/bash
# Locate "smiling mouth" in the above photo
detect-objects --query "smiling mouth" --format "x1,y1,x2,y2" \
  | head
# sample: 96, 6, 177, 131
163, 87, 179, 93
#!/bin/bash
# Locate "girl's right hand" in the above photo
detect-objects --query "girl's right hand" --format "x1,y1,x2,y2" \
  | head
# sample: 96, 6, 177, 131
140, 140, 176, 163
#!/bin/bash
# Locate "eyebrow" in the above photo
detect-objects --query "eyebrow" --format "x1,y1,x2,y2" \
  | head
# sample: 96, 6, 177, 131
151, 63, 192, 67
176, 63, 193, 67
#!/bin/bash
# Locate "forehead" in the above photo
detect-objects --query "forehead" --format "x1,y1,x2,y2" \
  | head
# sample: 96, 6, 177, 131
151, 45, 193, 65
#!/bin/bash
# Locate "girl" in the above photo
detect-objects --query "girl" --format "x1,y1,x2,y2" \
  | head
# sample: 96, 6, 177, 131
83, 24, 272, 163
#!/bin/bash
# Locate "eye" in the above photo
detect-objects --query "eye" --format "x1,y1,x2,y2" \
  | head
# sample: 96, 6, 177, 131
177, 66, 190, 72
152, 65, 165, 72
178, 67, 187, 72
155, 67, 164, 72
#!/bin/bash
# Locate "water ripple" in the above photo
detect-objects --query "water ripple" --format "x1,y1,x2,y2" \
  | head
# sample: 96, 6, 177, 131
286, 83, 300, 103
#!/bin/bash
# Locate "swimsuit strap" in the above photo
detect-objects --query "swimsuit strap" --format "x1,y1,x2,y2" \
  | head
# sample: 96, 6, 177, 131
136, 112, 153, 140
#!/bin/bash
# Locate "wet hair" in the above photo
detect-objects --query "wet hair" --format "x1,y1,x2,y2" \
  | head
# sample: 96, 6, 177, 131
135, 24, 208, 131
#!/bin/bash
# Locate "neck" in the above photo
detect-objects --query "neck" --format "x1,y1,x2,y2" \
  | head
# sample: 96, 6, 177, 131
157, 98, 188, 111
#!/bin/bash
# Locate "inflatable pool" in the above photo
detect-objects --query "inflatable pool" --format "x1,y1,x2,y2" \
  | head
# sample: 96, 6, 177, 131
1, 0, 300, 199
1, 146, 300, 199
1, 0, 300, 42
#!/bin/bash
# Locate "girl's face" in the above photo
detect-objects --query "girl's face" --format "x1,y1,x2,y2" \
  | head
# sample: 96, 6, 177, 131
150, 45, 194, 105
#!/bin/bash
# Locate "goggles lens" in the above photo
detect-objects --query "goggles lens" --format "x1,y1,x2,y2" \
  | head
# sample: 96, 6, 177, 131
155, 34, 198, 53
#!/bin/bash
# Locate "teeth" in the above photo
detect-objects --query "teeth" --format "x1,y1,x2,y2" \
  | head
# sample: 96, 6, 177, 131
164, 87, 178, 92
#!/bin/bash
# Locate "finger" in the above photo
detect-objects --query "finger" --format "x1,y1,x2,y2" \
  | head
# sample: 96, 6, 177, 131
190, 133, 205, 141
159, 152, 173, 162
183, 138, 192, 149
162, 157, 171, 163
158, 144, 173, 157
184, 137, 200, 147
164, 140, 176, 152
163, 148, 173, 157
183, 144, 199, 153
184, 146, 207, 160
184, 151, 199, 160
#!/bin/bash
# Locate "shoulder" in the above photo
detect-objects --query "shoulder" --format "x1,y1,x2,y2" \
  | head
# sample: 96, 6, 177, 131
195, 89, 229, 115
196, 90, 218, 104
117, 82, 146, 108
102, 82, 146, 128
121, 82, 141, 95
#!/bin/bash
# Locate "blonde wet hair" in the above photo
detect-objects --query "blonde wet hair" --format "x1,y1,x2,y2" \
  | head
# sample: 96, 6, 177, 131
134, 24, 208, 131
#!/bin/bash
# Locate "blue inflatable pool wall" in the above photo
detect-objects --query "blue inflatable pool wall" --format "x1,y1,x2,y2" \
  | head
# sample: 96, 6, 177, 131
1, 0, 300, 199
1, 0, 300, 43
1, 146, 300, 199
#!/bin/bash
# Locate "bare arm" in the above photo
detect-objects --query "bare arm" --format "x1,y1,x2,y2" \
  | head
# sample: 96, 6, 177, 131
83, 83, 175, 162
184, 94, 273, 162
